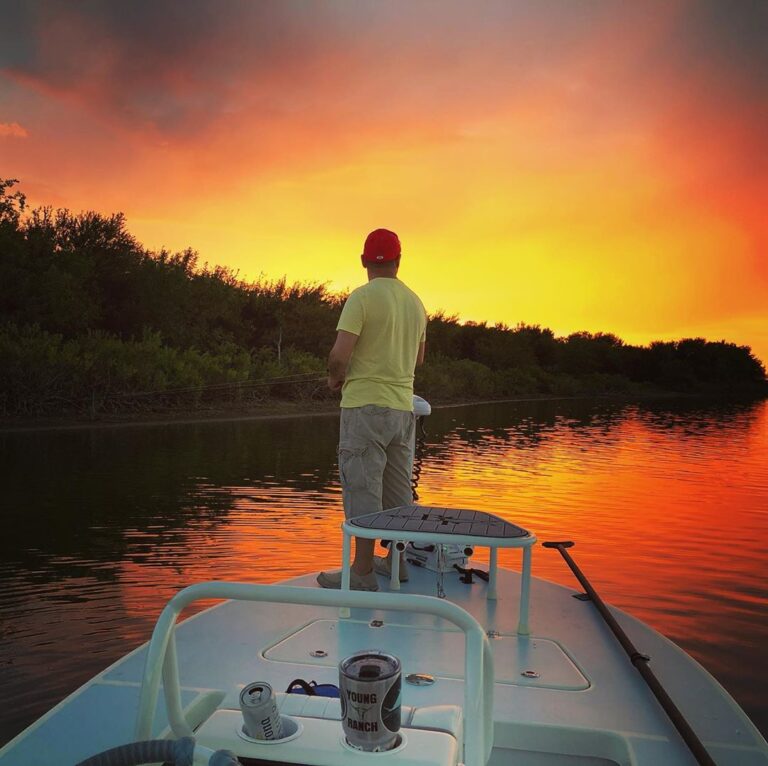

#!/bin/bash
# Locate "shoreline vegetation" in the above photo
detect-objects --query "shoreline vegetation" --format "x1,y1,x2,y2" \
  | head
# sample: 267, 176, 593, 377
0, 392, 717, 434
2, 178, 766, 429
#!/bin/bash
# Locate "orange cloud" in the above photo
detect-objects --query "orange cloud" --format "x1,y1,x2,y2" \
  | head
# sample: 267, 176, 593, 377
0, 121, 28, 138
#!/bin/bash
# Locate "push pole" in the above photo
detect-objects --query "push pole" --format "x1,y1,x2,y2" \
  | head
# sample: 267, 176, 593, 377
543, 541, 717, 766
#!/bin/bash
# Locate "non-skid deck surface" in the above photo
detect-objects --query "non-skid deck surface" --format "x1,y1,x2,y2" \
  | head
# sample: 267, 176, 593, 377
350, 504, 530, 538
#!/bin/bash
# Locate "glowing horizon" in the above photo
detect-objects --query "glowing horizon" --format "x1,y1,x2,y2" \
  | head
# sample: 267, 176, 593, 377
2, 1, 766, 364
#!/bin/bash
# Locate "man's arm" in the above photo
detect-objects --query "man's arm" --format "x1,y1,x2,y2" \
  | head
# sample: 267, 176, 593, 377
416, 340, 426, 367
328, 330, 359, 391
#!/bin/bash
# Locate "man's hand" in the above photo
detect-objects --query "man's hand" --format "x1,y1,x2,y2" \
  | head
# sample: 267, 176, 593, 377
327, 330, 359, 392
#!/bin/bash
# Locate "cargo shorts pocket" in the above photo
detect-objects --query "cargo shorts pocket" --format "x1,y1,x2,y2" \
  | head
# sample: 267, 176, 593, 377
338, 444, 370, 491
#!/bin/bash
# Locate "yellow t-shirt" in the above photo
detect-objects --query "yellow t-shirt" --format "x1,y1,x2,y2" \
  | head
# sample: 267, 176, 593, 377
337, 278, 427, 411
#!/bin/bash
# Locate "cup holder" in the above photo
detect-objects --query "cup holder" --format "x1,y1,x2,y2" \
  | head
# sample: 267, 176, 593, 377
340, 731, 407, 755
237, 714, 303, 744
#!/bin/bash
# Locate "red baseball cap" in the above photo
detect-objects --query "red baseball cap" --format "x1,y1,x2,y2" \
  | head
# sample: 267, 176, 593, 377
362, 228, 401, 263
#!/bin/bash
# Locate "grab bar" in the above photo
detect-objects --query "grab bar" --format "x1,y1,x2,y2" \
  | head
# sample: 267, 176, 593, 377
135, 582, 494, 766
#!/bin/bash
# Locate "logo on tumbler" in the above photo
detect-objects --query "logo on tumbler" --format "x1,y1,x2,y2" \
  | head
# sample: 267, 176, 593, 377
339, 651, 402, 750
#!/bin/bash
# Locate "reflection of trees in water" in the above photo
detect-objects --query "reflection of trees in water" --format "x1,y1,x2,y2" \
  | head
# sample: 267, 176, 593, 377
635, 399, 762, 439
423, 399, 631, 459
0, 414, 340, 571
2, 399, 763, 574
419, 398, 765, 474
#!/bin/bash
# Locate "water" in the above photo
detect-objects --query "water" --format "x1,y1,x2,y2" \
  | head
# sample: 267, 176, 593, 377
1, 397, 766, 746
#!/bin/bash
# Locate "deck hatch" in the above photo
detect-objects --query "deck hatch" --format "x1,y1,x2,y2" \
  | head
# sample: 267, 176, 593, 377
263, 619, 589, 691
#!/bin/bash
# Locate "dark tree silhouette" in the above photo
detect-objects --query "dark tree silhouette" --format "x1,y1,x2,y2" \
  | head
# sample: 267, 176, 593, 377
0, 180, 765, 418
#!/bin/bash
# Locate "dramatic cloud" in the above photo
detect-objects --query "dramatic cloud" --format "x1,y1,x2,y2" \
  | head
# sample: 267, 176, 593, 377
1, 0, 766, 361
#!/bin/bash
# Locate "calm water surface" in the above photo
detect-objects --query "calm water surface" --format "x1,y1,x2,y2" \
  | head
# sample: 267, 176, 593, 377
1, 398, 766, 746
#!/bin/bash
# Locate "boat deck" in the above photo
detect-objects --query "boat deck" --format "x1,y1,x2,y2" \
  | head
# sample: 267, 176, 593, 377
1, 565, 766, 766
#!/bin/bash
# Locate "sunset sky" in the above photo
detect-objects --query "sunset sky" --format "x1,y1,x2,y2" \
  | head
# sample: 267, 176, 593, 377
1, 0, 766, 364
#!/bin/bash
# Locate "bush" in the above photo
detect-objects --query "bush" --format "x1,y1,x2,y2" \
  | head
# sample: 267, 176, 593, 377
0, 323, 253, 416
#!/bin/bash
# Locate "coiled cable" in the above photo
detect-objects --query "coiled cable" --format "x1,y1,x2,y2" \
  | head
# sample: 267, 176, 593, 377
411, 416, 427, 501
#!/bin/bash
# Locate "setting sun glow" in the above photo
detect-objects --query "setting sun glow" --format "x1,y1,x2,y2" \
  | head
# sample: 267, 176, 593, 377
2, 1, 766, 362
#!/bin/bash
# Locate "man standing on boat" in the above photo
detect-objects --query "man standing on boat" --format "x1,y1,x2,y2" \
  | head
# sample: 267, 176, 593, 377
317, 228, 427, 591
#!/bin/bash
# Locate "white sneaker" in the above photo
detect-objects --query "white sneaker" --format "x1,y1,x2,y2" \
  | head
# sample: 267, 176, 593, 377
316, 568, 379, 591
373, 555, 409, 582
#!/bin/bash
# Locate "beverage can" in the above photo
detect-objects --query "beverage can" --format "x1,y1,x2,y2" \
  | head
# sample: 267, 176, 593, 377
339, 650, 401, 751
239, 681, 283, 740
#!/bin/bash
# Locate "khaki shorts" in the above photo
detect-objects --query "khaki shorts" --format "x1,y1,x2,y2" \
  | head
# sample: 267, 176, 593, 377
338, 405, 415, 519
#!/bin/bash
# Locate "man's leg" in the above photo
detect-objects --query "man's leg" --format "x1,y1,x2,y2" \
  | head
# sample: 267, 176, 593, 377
352, 538, 376, 575
382, 412, 415, 506
318, 406, 386, 590
345, 409, 388, 575
378, 411, 416, 576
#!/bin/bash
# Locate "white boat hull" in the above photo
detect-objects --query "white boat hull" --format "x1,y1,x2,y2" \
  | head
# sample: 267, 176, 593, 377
1, 566, 766, 766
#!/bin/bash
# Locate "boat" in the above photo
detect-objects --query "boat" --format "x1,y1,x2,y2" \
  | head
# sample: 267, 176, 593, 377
1, 398, 766, 766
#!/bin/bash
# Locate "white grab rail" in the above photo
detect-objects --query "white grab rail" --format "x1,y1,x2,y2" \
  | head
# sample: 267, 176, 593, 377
135, 582, 494, 766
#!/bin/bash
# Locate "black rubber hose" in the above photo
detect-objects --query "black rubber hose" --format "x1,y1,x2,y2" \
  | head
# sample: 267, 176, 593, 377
75, 736, 240, 766
76, 739, 181, 766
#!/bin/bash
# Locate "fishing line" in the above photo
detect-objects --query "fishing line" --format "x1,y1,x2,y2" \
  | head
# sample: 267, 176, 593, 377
96, 371, 326, 401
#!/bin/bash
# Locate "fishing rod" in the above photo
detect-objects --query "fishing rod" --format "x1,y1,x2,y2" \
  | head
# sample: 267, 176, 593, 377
543, 541, 717, 766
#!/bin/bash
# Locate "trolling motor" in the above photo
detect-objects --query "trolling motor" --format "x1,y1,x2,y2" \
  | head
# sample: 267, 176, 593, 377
406, 543, 474, 572
387, 395, 488, 583
381, 395, 431, 555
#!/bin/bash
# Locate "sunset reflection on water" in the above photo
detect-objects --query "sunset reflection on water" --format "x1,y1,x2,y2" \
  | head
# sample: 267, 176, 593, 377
0, 398, 766, 745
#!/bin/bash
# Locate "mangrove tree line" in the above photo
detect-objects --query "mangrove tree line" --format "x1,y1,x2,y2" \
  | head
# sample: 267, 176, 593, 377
0, 180, 764, 418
